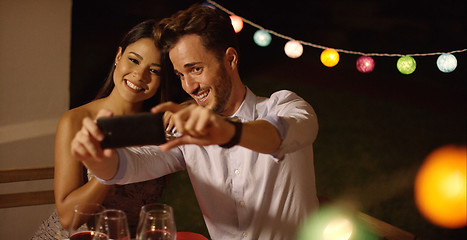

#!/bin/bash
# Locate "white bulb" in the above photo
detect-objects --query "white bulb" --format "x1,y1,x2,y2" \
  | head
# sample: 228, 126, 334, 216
284, 40, 303, 58
437, 53, 457, 73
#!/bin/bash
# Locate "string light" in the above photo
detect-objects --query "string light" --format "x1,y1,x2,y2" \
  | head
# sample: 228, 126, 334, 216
230, 15, 243, 33
397, 56, 416, 75
356, 56, 375, 73
253, 29, 272, 47
321, 49, 340, 67
284, 40, 303, 58
437, 53, 457, 73
207, 0, 466, 75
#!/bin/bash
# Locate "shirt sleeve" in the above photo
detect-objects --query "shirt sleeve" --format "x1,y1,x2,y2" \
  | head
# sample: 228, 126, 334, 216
261, 90, 318, 160
96, 145, 185, 185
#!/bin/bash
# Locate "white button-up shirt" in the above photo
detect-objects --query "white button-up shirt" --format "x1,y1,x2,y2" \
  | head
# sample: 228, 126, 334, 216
101, 87, 319, 239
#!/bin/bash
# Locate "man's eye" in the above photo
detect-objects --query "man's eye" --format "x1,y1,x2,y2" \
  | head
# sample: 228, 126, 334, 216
192, 67, 202, 74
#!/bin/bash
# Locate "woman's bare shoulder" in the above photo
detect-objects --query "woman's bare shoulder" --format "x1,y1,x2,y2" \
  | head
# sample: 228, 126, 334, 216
58, 100, 103, 130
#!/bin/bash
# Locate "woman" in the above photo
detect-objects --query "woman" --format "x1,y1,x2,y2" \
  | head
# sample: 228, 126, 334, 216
32, 19, 170, 239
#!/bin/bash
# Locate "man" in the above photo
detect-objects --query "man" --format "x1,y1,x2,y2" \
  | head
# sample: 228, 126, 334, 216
72, 4, 319, 239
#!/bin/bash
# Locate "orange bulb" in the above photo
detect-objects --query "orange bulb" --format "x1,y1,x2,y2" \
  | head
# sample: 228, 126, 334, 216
320, 49, 340, 67
414, 145, 467, 228
230, 15, 243, 33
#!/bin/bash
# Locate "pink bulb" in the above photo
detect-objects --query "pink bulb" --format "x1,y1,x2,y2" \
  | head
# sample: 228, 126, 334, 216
356, 56, 375, 73
230, 15, 243, 33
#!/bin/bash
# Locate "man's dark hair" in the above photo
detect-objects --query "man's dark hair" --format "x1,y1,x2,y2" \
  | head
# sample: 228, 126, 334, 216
156, 4, 240, 62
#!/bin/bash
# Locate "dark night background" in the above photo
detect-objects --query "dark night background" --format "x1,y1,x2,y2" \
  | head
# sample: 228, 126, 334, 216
71, 0, 466, 239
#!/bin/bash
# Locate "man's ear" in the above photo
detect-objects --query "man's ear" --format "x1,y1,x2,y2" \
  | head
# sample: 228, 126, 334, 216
225, 47, 238, 70
114, 46, 123, 65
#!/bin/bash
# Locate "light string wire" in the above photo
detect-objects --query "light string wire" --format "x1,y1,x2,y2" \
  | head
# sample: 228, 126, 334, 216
207, 0, 467, 57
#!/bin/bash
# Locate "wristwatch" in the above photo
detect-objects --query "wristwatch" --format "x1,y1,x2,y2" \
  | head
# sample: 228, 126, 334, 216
219, 117, 242, 148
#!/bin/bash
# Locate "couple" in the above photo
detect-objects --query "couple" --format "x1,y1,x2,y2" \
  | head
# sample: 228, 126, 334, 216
51, 4, 319, 240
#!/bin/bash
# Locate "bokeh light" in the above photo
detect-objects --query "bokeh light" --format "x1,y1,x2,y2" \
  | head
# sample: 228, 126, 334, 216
284, 40, 303, 58
296, 204, 380, 240
253, 30, 272, 47
437, 53, 457, 73
297, 205, 353, 240
396, 56, 416, 74
230, 15, 243, 33
322, 217, 353, 240
414, 145, 467, 229
321, 49, 340, 67
356, 56, 375, 73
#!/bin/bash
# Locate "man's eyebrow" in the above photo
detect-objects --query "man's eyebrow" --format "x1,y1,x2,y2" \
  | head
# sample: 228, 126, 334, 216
174, 62, 202, 75
183, 62, 202, 68
129, 51, 161, 67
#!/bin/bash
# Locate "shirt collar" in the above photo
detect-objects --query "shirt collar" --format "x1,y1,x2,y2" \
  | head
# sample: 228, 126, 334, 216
230, 86, 256, 122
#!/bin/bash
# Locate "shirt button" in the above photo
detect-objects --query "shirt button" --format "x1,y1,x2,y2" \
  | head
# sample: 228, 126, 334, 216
239, 201, 245, 207
234, 169, 240, 175
242, 232, 248, 238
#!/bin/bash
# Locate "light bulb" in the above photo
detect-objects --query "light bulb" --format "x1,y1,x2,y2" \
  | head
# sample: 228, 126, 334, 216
356, 56, 375, 73
437, 53, 457, 73
253, 30, 272, 47
320, 49, 339, 67
397, 56, 416, 74
284, 40, 303, 58
230, 15, 243, 33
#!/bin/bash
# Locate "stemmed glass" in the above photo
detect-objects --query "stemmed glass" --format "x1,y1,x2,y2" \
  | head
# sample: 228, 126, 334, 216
136, 203, 177, 240
68, 203, 107, 240
101, 209, 131, 240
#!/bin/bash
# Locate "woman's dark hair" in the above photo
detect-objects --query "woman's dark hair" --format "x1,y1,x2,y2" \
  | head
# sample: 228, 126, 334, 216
94, 19, 172, 111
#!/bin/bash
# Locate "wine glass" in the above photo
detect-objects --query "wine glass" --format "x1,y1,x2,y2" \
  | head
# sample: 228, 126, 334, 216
136, 203, 177, 240
101, 209, 131, 240
69, 203, 107, 240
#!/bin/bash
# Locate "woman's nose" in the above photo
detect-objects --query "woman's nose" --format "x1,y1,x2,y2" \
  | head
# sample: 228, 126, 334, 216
132, 67, 150, 83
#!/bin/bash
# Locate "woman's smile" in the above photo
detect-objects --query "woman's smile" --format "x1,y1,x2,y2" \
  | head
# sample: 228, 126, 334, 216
124, 79, 144, 92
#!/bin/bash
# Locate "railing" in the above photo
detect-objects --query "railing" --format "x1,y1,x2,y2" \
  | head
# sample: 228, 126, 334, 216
0, 166, 55, 208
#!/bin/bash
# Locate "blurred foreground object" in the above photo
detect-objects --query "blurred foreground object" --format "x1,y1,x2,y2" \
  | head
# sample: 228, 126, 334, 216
297, 204, 380, 240
414, 145, 467, 229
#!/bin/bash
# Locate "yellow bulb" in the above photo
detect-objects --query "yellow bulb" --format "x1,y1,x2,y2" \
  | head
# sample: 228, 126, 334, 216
321, 49, 340, 67
414, 145, 467, 229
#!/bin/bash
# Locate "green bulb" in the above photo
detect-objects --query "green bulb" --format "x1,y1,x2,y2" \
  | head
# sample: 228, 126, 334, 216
397, 56, 416, 75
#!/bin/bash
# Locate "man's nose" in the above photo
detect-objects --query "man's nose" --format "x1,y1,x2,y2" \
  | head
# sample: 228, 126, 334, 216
183, 75, 199, 93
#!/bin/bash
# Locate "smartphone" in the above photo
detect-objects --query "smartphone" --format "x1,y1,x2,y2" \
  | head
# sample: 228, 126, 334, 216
96, 112, 166, 149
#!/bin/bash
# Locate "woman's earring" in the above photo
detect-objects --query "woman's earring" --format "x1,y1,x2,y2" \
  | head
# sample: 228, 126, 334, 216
114, 62, 117, 66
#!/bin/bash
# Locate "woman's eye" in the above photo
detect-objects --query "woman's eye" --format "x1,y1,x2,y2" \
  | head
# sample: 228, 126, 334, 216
129, 58, 139, 64
150, 69, 161, 75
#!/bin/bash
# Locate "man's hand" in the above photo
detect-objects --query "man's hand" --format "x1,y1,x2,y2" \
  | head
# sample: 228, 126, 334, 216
152, 102, 235, 151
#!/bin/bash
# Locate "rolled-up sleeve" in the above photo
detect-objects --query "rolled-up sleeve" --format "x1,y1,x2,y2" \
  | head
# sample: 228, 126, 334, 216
97, 145, 185, 185
261, 90, 318, 160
